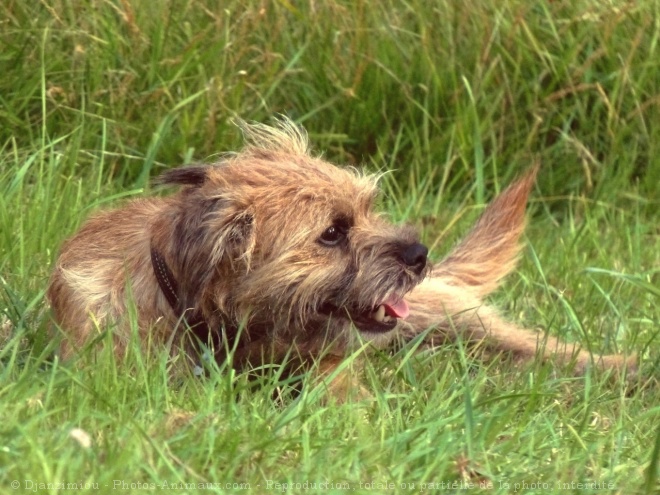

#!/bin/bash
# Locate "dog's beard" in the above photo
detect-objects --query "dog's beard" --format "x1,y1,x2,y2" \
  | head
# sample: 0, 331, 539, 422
297, 261, 428, 336
317, 295, 408, 334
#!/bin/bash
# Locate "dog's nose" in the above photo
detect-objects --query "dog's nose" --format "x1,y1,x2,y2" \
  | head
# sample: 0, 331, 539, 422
400, 242, 428, 275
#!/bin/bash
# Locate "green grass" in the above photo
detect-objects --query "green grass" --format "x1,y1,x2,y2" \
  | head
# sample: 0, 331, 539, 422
1, 0, 659, 493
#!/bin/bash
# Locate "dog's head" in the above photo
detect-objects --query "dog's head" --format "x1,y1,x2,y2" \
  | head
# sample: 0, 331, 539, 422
154, 118, 428, 346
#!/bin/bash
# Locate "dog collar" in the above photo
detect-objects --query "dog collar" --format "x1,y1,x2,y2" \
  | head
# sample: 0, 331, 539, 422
151, 245, 238, 366
150, 247, 181, 311
150, 245, 219, 352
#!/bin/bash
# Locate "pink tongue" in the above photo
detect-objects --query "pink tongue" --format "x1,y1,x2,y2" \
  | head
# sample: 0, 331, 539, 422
383, 297, 410, 319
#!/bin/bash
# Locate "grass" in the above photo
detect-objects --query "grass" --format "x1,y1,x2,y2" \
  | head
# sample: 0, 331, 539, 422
1, 0, 659, 493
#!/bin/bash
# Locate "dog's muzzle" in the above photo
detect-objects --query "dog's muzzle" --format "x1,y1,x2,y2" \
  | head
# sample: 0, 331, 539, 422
399, 241, 428, 275
319, 240, 428, 334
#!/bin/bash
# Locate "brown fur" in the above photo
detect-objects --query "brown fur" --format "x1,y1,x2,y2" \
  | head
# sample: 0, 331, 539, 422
47, 118, 635, 397
402, 168, 635, 375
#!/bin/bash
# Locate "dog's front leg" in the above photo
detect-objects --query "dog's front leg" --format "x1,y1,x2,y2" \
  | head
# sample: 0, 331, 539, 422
403, 278, 637, 376
314, 354, 372, 402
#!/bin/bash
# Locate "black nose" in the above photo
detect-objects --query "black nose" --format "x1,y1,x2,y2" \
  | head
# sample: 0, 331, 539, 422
400, 242, 428, 275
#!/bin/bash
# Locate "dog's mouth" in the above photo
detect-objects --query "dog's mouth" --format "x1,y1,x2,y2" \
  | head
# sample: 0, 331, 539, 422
319, 295, 410, 334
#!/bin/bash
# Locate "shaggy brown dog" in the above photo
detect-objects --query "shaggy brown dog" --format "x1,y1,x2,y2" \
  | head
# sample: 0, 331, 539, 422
47, 118, 635, 396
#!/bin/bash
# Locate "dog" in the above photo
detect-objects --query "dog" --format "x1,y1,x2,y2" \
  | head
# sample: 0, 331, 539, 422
47, 118, 636, 397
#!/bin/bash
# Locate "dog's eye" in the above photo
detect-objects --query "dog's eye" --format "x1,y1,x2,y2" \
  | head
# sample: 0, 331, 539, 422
318, 217, 351, 247
319, 225, 347, 247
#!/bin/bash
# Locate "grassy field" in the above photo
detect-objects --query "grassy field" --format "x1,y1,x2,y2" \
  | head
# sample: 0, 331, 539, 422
1, 0, 659, 493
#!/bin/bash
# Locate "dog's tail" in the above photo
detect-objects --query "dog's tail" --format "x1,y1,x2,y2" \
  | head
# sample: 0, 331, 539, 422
432, 166, 538, 298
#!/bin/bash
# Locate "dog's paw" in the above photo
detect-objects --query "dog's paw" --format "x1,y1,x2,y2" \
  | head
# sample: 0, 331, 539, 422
573, 352, 638, 380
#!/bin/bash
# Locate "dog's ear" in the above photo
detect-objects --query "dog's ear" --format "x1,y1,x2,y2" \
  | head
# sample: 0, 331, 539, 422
208, 207, 255, 270
155, 166, 209, 188
168, 193, 255, 309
